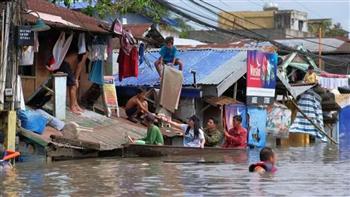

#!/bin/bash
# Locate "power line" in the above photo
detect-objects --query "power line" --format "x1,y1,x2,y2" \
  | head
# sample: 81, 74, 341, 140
192, 0, 350, 65
198, 0, 342, 50
156, 0, 349, 66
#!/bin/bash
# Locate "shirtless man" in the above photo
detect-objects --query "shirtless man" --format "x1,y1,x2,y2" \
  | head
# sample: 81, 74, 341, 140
125, 90, 149, 123
47, 48, 88, 115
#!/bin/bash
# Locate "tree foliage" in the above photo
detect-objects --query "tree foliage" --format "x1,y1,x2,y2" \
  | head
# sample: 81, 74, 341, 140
308, 20, 348, 38
51, 0, 167, 22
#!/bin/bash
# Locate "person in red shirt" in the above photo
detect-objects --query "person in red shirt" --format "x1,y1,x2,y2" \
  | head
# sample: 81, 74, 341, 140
223, 115, 247, 148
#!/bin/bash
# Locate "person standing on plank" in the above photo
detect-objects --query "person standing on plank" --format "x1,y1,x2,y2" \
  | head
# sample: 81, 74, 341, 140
154, 36, 184, 76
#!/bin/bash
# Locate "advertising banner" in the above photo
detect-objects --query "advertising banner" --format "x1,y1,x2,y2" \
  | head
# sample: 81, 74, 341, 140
246, 50, 277, 105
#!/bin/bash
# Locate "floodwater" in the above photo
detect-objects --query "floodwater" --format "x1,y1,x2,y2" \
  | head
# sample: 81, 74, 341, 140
1, 143, 350, 196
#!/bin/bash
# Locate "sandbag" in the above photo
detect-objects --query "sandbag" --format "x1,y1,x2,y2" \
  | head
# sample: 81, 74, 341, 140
17, 110, 48, 134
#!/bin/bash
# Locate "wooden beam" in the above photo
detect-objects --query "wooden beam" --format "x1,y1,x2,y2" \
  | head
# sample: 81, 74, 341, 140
5, 111, 16, 150
50, 135, 101, 150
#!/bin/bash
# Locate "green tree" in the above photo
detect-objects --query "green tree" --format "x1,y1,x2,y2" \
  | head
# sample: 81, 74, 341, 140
325, 23, 348, 38
51, 0, 167, 22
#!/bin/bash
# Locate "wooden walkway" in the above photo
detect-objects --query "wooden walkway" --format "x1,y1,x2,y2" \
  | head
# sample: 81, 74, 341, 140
64, 110, 147, 151
18, 109, 148, 161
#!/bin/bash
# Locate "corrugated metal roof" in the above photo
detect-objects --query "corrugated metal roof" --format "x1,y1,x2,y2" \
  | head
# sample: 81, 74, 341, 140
275, 38, 347, 53
115, 49, 247, 87
24, 0, 109, 33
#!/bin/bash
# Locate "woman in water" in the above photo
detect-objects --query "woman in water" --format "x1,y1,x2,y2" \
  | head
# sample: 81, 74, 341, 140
161, 115, 205, 148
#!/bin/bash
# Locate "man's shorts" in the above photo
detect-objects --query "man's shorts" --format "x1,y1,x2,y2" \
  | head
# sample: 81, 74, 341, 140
56, 61, 76, 86
125, 107, 138, 117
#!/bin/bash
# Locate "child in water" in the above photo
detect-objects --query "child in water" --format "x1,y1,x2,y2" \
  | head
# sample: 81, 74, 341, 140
249, 147, 277, 173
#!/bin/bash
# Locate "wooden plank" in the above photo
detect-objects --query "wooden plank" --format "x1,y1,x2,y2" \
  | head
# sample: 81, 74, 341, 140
5, 111, 16, 150
21, 76, 36, 101
50, 135, 101, 150
123, 144, 246, 157
18, 127, 49, 147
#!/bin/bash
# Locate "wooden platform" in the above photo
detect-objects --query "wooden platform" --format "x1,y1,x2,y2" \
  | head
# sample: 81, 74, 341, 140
18, 109, 148, 161
64, 110, 146, 151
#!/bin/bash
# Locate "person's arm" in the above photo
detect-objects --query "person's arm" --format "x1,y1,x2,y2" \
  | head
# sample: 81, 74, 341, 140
172, 47, 177, 65
161, 116, 184, 130
254, 166, 266, 174
136, 99, 149, 113
199, 130, 205, 148
224, 130, 242, 146
205, 130, 221, 146
75, 53, 87, 83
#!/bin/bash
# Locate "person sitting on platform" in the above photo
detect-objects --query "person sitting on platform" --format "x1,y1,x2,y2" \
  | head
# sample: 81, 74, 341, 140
125, 89, 149, 123
223, 115, 247, 148
204, 117, 223, 147
249, 147, 277, 174
161, 115, 205, 148
304, 65, 317, 84
154, 36, 184, 76
131, 113, 164, 145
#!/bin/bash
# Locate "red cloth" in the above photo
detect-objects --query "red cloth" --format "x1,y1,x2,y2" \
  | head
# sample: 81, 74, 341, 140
118, 46, 138, 81
223, 126, 247, 148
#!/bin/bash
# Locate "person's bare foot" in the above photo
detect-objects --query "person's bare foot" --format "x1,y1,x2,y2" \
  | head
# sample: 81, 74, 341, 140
70, 107, 81, 115
76, 105, 84, 112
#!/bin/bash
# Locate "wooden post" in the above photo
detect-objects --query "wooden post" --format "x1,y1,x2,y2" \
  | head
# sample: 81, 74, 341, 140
53, 73, 67, 120
318, 26, 323, 69
5, 110, 16, 150
233, 82, 237, 99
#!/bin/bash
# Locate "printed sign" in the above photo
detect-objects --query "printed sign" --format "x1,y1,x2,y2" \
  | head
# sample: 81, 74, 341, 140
17, 26, 34, 46
103, 76, 119, 117
246, 50, 277, 105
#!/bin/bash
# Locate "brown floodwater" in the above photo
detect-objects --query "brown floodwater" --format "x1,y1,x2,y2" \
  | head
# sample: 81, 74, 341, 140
1, 143, 350, 196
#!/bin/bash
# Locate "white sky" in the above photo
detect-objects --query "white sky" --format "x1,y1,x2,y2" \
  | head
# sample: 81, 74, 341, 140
170, 0, 350, 31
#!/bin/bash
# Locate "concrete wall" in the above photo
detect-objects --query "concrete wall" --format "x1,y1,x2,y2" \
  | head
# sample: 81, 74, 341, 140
218, 11, 275, 30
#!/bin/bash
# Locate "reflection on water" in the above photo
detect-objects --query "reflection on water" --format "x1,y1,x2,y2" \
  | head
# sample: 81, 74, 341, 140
1, 144, 350, 196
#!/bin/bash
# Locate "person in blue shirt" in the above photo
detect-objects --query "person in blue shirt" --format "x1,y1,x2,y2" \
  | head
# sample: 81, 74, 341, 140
154, 36, 184, 76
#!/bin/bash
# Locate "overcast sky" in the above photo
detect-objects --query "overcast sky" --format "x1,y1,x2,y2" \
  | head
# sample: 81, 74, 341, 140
171, 0, 350, 31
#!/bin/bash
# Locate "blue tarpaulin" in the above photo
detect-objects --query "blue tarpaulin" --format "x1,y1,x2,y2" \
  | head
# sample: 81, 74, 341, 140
340, 106, 350, 147
115, 49, 243, 87
247, 107, 267, 148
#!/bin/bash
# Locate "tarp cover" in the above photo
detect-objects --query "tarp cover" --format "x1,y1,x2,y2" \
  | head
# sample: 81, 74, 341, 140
224, 104, 247, 131
247, 107, 267, 148
289, 90, 326, 141
339, 106, 350, 148
266, 103, 291, 139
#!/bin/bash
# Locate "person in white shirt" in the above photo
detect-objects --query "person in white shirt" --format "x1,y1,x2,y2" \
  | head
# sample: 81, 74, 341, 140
162, 115, 205, 148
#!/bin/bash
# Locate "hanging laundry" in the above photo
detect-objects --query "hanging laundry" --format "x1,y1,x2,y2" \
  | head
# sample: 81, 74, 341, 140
48, 32, 73, 71
110, 18, 123, 35
33, 32, 39, 52
120, 30, 136, 55
78, 33, 86, 54
319, 77, 349, 89
88, 60, 104, 85
118, 46, 138, 81
139, 42, 145, 65
20, 46, 34, 65
17, 76, 25, 110
289, 89, 326, 141
91, 38, 107, 61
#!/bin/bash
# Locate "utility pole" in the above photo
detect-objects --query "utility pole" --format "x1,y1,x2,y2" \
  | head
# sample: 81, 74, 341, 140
318, 25, 323, 69
1, 0, 21, 151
